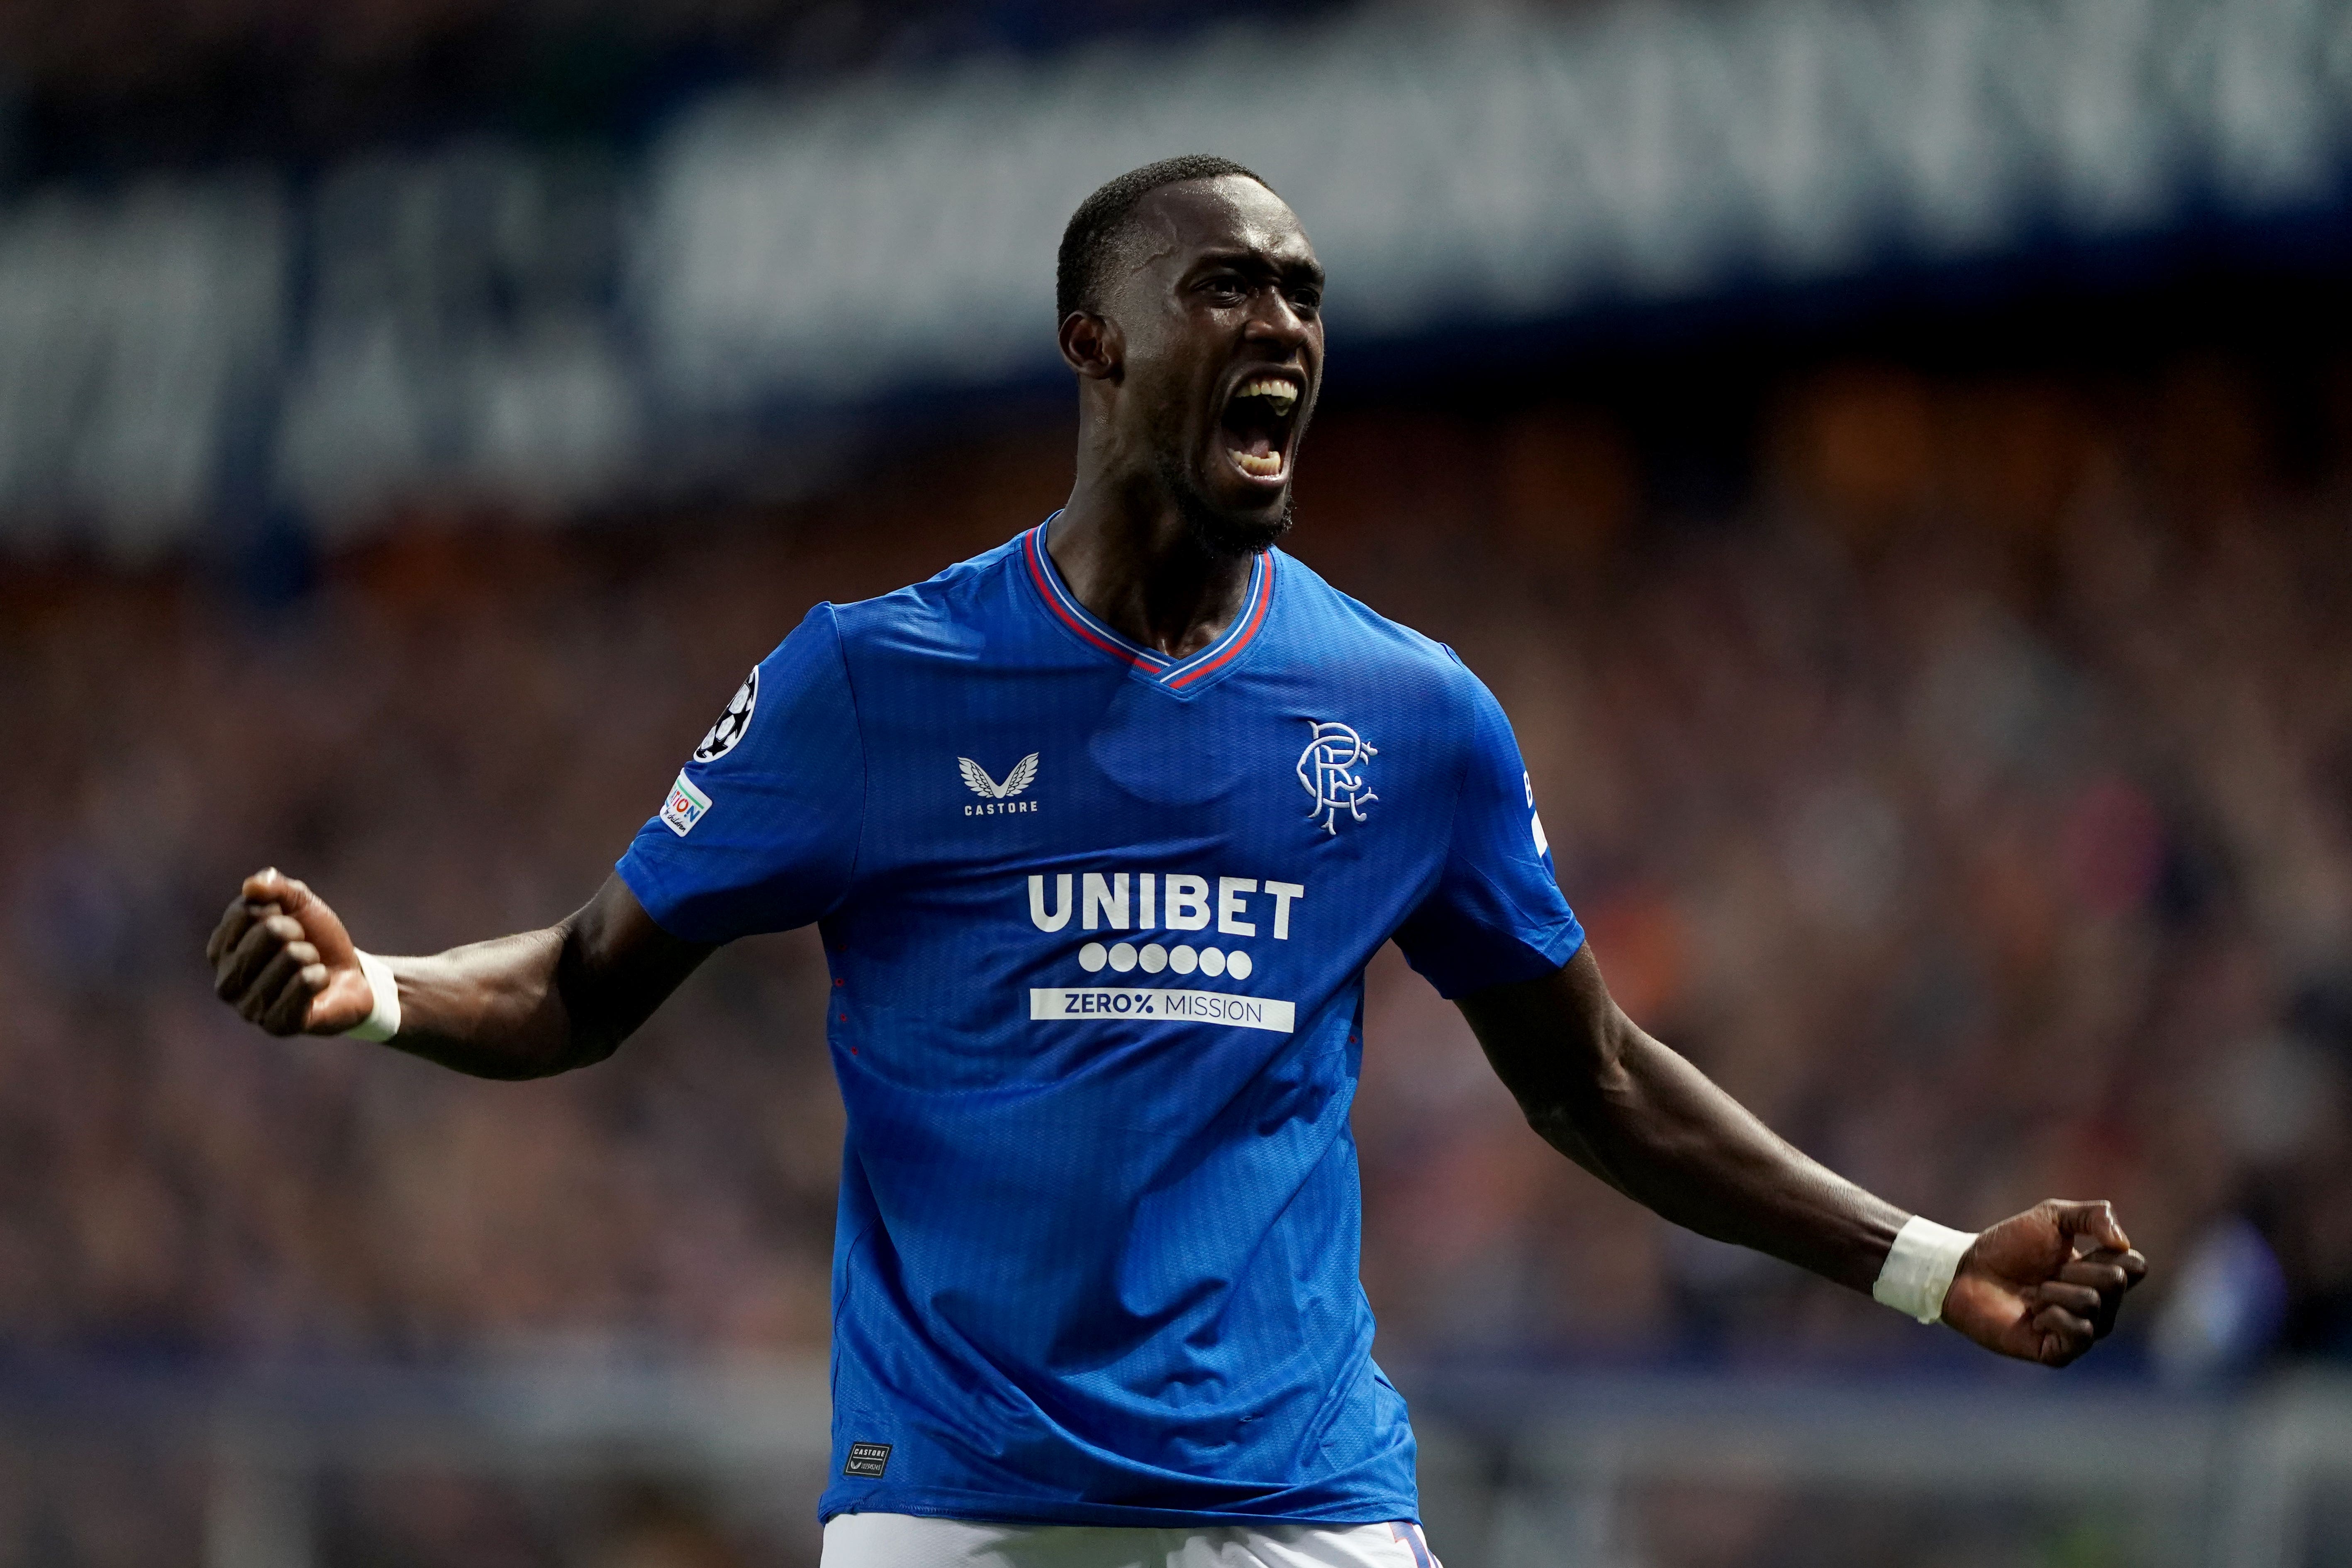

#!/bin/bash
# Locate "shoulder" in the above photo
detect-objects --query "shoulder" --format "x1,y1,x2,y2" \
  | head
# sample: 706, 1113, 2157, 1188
1270, 548, 1489, 708
823, 532, 1029, 659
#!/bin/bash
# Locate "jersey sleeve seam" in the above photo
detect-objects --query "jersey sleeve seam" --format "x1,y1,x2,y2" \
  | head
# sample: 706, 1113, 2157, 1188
1436, 668, 1477, 881
1456, 854, 1581, 945
821, 602, 871, 914
1385, 671, 1478, 946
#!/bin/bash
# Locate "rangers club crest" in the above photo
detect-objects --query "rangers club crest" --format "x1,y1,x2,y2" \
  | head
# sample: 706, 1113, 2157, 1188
1297, 721, 1377, 834
693, 668, 758, 762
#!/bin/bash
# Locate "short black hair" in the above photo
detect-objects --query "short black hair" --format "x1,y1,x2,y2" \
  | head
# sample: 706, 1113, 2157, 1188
1056, 155, 1274, 320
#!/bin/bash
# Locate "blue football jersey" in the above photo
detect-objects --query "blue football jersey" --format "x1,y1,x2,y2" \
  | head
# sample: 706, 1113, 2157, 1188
617, 521, 1584, 1529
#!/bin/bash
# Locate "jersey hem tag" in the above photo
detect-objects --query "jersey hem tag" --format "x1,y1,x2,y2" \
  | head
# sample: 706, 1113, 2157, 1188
843, 1441, 892, 1478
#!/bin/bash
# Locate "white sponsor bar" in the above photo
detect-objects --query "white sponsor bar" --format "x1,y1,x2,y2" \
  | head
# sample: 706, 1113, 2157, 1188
1029, 988, 1295, 1034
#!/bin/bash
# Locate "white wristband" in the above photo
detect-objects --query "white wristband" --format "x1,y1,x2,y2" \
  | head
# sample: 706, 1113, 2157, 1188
1873, 1215, 1976, 1324
344, 950, 402, 1042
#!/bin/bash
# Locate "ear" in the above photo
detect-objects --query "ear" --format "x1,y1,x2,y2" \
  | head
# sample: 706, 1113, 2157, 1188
1058, 310, 1122, 382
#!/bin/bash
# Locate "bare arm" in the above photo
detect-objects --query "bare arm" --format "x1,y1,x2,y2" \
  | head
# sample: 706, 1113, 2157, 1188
206, 868, 712, 1079
1458, 943, 2147, 1366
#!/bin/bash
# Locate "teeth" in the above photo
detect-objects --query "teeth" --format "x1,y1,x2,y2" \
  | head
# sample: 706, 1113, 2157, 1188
1236, 376, 1299, 412
1230, 449, 1284, 478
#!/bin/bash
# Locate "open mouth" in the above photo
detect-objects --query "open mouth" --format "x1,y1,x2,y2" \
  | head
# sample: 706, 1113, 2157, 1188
1219, 373, 1302, 483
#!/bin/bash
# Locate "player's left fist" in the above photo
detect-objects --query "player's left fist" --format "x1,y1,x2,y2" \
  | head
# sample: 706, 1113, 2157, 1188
1941, 1199, 2148, 1368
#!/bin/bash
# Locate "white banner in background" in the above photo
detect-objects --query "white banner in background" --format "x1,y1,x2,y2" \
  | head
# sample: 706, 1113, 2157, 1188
3, 0, 2352, 545
640, 0, 2352, 406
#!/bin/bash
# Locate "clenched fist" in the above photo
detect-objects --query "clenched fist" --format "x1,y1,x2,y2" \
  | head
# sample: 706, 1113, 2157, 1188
206, 869, 373, 1036
1943, 1199, 2148, 1367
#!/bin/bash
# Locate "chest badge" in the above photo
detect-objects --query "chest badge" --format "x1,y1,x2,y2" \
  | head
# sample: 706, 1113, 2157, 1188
960, 752, 1041, 816
1298, 721, 1377, 835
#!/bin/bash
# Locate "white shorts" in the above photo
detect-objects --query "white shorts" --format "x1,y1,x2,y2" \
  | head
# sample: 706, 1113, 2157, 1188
820, 1513, 1441, 1568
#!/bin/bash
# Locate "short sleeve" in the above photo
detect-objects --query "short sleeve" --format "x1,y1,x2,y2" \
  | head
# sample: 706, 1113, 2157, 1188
1390, 668, 1584, 998
616, 605, 865, 944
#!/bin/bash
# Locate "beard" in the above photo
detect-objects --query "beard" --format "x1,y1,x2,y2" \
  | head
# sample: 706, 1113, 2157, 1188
1154, 447, 1296, 560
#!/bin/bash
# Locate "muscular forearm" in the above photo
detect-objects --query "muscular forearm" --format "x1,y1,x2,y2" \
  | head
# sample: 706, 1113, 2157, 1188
1539, 1017, 1905, 1293
1461, 948, 1905, 1295
377, 925, 587, 1079
210, 871, 711, 1077
1461, 947, 2149, 1363
378, 881, 709, 1077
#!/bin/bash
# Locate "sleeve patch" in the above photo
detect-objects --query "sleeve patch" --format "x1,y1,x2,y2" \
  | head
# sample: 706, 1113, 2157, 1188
693, 668, 759, 761
659, 772, 713, 837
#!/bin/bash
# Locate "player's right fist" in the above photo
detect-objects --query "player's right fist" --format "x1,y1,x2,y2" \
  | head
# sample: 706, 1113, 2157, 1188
206, 869, 373, 1036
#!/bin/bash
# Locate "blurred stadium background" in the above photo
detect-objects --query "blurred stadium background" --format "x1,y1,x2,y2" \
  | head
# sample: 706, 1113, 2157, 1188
6, 0, 2352, 1562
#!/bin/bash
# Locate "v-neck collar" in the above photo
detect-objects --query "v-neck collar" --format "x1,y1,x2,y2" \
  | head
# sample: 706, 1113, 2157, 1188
1019, 517, 1275, 697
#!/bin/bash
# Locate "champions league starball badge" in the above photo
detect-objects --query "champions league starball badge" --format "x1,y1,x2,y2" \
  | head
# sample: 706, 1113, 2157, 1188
1297, 720, 1377, 835
693, 668, 759, 762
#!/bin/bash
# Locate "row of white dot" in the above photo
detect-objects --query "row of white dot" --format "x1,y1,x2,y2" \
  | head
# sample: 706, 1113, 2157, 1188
1077, 941, 1254, 980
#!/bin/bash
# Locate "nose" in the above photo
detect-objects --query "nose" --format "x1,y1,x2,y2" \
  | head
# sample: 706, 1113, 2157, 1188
1242, 287, 1313, 351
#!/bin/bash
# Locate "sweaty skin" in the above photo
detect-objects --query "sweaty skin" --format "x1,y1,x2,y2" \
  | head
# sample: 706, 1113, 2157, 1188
1051, 175, 1324, 657
207, 173, 2145, 1366
1459, 948, 2143, 1365
207, 869, 703, 1079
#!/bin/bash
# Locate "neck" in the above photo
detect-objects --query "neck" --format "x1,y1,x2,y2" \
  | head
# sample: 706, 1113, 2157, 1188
1047, 463, 1257, 661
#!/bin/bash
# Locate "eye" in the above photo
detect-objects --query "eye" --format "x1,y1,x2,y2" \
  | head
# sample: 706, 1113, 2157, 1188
1199, 274, 1248, 305
1289, 285, 1322, 313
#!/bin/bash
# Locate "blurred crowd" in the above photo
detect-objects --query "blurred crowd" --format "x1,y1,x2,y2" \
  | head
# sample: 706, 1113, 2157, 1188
0, 0, 1338, 178
5, 352, 2349, 1393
